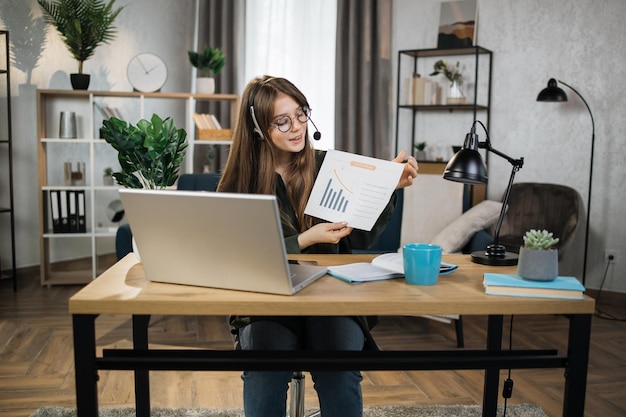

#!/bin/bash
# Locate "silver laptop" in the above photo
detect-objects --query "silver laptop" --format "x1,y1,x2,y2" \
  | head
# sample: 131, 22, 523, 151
118, 188, 328, 295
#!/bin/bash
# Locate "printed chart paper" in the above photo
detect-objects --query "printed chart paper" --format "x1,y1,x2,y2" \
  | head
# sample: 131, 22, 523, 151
305, 150, 404, 231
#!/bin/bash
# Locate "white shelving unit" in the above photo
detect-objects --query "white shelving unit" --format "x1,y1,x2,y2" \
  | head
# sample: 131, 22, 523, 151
37, 89, 239, 285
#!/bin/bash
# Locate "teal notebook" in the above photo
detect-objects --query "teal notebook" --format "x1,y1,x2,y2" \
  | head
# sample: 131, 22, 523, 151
483, 273, 585, 300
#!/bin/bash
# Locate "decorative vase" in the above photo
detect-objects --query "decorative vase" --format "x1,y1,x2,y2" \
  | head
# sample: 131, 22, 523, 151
446, 79, 466, 105
517, 247, 558, 281
70, 73, 90, 90
415, 150, 426, 161
196, 77, 215, 94
103, 175, 114, 186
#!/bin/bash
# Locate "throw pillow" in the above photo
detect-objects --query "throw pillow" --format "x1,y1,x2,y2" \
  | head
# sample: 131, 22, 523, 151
431, 200, 503, 253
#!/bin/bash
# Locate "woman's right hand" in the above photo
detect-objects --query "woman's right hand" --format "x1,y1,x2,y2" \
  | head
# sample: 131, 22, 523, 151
297, 222, 353, 250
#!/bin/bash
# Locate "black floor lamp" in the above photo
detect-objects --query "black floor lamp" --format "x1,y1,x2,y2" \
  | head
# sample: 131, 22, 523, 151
537, 78, 595, 286
443, 120, 524, 266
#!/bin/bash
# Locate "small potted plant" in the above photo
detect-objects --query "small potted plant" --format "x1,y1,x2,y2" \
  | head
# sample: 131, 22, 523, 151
38, 0, 124, 90
103, 166, 114, 186
517, 229, 560, 281
414, 142, 427, 160
188, 45, 225, 94
101, 114, 188, 189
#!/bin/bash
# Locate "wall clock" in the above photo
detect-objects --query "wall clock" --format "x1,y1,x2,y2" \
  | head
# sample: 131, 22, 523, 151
127, 52, 168, 93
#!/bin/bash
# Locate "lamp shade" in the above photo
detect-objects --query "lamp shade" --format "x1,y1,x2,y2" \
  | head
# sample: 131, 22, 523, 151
443, 131, 488, 184
537, 78, 568, 102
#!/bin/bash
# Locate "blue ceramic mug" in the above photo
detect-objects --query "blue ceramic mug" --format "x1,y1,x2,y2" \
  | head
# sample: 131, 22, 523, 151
403, 243, 442, 285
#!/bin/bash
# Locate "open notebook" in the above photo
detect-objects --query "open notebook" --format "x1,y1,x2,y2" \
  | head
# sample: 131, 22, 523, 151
119, 189, 328, 295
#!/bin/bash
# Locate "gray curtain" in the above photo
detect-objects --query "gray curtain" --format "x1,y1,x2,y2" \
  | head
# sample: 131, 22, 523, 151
335, 0, 393, 159
195, 0, 243, 172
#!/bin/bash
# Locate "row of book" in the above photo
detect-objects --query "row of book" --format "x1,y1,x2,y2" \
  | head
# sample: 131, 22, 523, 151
49, 190, 86, 233
404, 73, 444, 105
193, 113, 223, 130
483, 273, 586, 300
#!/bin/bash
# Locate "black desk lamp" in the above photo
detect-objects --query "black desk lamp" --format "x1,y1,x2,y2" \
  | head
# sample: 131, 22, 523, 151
444, 120, 524, 266
537, 78, 594, 286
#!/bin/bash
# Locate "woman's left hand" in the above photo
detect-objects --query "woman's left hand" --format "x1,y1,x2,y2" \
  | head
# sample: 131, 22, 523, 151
393, 150, 419, 189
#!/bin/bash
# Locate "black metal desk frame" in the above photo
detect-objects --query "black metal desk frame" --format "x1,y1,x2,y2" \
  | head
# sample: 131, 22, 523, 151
72, 312, 592, 417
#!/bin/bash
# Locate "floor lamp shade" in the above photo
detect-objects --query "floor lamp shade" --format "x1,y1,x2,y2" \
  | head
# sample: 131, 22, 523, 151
537, 78, 595, 285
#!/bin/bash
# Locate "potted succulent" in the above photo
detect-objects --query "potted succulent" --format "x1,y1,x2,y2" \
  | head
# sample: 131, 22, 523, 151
37, 0, 124, 90
414, 142, 427, 160
101, 114, 188, 189
188, 45, 225, 94
517, 229, 560, 281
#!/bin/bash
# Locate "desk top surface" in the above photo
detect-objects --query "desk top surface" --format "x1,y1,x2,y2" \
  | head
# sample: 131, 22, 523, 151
69, 254, 595, 316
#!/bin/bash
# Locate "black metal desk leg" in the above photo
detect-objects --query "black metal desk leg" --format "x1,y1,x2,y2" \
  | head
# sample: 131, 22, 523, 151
483, 315, 503, 417
562, 314, 592, 417
73, 314, 99, 417
133, 315, 151, 417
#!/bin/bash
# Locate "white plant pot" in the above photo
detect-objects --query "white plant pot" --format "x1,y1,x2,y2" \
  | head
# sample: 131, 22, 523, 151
196, 77, 215, 94
517, 247, 558, 281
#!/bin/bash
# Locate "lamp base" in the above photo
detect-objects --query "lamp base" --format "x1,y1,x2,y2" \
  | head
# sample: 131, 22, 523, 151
471, 243, 519, 266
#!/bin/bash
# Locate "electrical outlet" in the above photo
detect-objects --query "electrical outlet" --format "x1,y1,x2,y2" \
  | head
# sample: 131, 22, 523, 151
605, 250, 618, 264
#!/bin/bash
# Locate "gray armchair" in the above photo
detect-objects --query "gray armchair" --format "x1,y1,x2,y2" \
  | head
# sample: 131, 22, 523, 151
494, 182, 583, 259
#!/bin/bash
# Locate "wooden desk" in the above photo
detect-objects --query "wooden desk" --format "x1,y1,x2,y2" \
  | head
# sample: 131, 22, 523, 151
70, 254, 595, 417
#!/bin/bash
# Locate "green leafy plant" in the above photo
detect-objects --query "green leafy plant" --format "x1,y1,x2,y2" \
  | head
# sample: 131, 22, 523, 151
37, 0, 124, 74
522, 229, 560, 250
187, 45, 225, 77
103, 167, 113, 176
414, 142, 427, 151
101, 114, 188, 189
430, 60, 464, 84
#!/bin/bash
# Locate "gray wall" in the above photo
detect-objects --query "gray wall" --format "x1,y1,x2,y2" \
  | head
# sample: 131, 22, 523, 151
1, 0, 624, 293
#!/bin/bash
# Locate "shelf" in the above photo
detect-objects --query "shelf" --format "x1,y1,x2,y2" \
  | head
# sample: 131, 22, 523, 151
399, 46, 492, 58
0, 30, 16, 291
398, 104, 489, 111
37, 89, 239, 285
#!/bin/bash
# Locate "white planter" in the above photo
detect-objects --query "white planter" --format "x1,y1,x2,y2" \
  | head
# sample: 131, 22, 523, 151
196, 77, 215, 94
517, 247, 558, 281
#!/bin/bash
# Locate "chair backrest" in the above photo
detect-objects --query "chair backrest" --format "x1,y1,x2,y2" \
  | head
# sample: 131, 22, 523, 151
353, 188, 404, 253
495, 182, 582, 257
177, 173, 221, 192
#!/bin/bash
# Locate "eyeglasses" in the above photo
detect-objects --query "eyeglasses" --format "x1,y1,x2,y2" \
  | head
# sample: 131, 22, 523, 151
270, 106, 311, 133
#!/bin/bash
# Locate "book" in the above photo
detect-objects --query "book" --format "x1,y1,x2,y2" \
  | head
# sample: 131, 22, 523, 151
483, 273, 585, 300
327, 252, 458, 283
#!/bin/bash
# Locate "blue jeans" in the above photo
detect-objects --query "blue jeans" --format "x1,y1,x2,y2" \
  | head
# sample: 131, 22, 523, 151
239, 317, 365, 417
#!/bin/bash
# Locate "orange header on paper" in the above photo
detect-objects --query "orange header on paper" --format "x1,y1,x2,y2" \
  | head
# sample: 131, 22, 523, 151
349, 161, 376, 171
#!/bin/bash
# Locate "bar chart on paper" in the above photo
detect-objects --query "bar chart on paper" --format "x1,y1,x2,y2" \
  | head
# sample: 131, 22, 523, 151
305, 150, 404, 231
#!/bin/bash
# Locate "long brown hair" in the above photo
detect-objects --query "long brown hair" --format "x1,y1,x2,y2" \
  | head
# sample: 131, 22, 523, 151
218, 76, 317, 232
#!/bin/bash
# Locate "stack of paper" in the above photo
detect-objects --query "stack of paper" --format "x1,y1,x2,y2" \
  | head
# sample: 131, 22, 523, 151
483, 273, 585, 300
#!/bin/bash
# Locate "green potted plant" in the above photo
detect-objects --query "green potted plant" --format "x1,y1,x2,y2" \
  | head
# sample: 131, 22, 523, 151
414, 142, 427, 160
37, 0, 124, 90
101, 114, 188, 189
188, 45, 225, 94
517, 229, 560, 281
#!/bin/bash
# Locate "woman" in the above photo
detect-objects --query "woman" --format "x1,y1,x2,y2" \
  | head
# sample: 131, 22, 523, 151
218, 75, 418, 417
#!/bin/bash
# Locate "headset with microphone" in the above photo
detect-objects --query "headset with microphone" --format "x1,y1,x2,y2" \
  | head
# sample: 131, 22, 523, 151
248, 79, 322, 141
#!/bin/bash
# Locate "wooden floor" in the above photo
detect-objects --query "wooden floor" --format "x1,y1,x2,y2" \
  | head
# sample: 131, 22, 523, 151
1, 270, 625, 417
